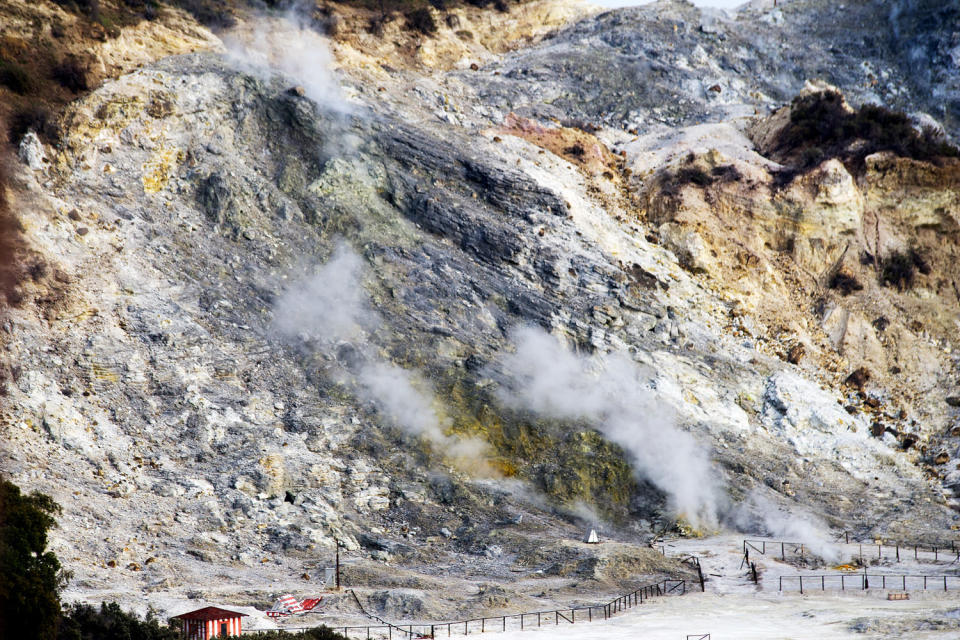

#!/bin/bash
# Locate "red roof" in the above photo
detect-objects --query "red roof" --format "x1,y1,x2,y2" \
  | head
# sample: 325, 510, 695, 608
174, 606, 249, 621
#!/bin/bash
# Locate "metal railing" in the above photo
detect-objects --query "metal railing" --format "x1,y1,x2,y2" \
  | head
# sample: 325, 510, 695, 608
743, 540, 805, 561
745, 538, 960, 564
778, 573, 960, 593
249, 578, 689, 639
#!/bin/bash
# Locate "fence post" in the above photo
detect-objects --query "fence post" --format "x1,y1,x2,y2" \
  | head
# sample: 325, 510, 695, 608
896, 544, 899, 562
781, 542, 785, 561
799, 576, 803, 594
841, 575, 844, 591
946, 576, 949, 592
779, 576, 782, 591
821, 575, 824, 591
538, 612, 541, 627
902, 575, 906, 590
502, 616, 506, 631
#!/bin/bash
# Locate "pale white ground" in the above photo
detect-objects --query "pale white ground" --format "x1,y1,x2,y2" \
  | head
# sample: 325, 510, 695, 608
385, 535, 960, 640
493, 591, 960, 640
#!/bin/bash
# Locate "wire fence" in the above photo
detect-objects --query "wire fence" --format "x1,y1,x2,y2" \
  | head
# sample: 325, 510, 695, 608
778, 573, 960, 593
248, 578, 689, 639
743, 538, 960, 564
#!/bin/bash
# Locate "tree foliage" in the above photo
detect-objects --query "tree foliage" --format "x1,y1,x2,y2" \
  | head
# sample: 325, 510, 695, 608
58, 602, 180, 640
0, 477, 64, 640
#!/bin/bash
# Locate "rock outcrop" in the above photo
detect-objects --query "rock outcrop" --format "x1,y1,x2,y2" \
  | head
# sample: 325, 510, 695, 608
1, 0, 959, 623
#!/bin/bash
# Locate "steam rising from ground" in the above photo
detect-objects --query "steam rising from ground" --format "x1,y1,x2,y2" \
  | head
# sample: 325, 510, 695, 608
734, 491, 841, 563
272, 243, 487, 463
224, 13, 352, 115
497, 326, 721, 528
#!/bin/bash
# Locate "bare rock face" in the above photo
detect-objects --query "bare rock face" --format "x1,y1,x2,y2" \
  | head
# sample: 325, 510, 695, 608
2, 0, 960, 623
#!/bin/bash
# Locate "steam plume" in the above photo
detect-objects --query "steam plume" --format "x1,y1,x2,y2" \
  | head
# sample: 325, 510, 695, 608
733, 491, 841, 563
223, 12, 353, 116
273, 242, 486, 462
497, 326, 721, 528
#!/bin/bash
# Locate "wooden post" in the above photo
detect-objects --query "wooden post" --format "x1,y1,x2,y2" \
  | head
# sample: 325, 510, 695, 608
799, 576, 803, 594
336, 541, 341, 590
781, 542, 785, 561
896, 544, 899, 562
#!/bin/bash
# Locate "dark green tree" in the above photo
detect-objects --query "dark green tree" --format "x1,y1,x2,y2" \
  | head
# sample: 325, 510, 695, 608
0, 477, 64, 640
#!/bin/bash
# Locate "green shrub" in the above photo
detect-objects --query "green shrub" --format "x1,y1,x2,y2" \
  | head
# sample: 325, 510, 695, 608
406, 7, 437, 34
58, 603, 180, 640
52, 59, 88, 93
771, 90, 959, 183
829, 271, 863, 295
250, 627, 348, 640
0, 478, 64, 640
0, 59, 34, 95
8, 105, 58, 144
880, 248, 930, 290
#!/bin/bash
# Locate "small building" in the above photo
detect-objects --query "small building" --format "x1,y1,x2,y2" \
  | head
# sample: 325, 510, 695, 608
174, 606, 248, 639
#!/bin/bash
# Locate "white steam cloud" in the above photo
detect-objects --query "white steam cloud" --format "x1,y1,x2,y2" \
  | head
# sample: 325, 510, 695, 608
497, 326, 721, 528
223, 12, 353, 116
734, 491, 841, 563
272, 244, 370, 343
273, 242, 486, 463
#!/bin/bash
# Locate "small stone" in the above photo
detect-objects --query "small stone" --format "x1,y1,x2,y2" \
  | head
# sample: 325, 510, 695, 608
935, 451, 950, 465
787, 343, 805, 364
470, 63, 479, 71
76, 227, 89, 236
843, 367, 871, 391
440, 527, 452, 538
18, 132, 46, 171
301, 572, 310, 580
68, 210, 82, 221
107, 559, 117, 568
946, 397, 960, 408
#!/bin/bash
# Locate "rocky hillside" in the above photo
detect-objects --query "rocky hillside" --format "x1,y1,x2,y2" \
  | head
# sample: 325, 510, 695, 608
1, 0, 959, 623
